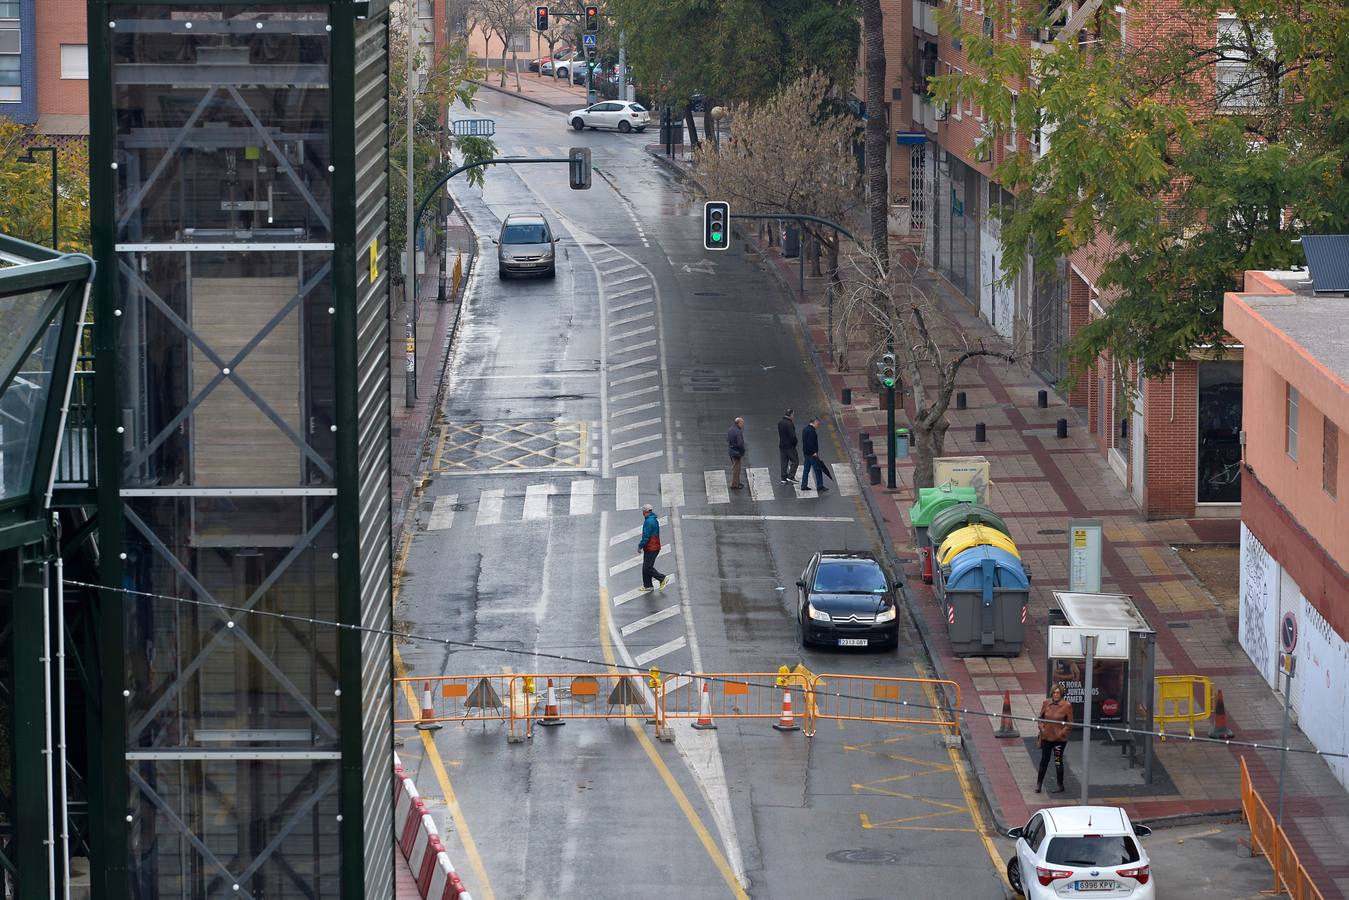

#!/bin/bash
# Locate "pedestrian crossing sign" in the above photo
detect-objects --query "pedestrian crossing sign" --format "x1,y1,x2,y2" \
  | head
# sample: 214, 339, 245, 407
582, 33, 597, 47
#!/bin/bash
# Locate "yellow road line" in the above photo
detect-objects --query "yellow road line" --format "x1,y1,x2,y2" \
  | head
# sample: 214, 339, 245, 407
598, 584, 748, 900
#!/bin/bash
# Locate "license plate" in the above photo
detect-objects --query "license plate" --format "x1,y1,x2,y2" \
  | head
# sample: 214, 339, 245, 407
1074, 880, 1114, 891
838, 638, 869, 647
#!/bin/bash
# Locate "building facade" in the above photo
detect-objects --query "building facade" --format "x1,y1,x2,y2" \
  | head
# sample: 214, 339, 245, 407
0, 0, 90, 137
1225, 266, 1349, 790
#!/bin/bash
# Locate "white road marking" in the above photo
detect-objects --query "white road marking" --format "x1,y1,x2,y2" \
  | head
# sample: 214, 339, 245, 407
610, 354, 658, 371
611, 339, 658, 355
612, 586, 646, 607
610, 297, 653, 313
427, 494, 457, 531
620, 604, 682, 636
609, 310, 654, 327
455, 372, 598, 380
610, 324, 656, 341
610, 384, 660, 402
612, 450, 664, 469
569, 480, 594, 516
747, 467, 774, 502
682, 514, 856, 522
437, 466, 592, 477
609, 547, 667, 576
634, 636, 687, 667
612, 416, 662, 434
612, 400, 662, 417
606, 273, 647, 290
615, 475, 640, 510
475, 488, 504, 526
792, 482, 815, 499
610, 524, 643, 546
612, 433, 662, 451
660, 473, 685, 508
606, 286, 649, 301
610, 370, 658, 388
704, 470, 729, 505
522, 483, 554, 520
834, 470, 859, 496
601, 263, 637, 276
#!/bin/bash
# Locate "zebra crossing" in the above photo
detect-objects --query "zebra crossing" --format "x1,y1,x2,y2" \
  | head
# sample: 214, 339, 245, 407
422, 466, 860, 532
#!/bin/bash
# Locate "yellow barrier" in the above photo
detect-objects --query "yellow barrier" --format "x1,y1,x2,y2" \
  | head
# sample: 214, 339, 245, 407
1154, 675, 1213, 739
1241, 757, 1326, 900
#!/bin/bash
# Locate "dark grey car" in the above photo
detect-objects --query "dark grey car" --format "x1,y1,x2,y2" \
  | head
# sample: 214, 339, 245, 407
496, 213, 557, 279
796, 552, 900, 650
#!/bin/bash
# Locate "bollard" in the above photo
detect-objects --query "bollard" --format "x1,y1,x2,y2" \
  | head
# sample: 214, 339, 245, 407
858, 431, 870, 451
842, 387, 852, 405
956, 391, 967, 410
868, 464, 882, 485
1038, 389, 1048, 408
974, 422, 986, 443
1056, 418, 1069, 439
861, 438, 874, 458
864, 452, 877, 471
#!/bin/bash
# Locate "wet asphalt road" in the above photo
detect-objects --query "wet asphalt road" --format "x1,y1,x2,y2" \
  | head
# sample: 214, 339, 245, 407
392, 91, 1006, 900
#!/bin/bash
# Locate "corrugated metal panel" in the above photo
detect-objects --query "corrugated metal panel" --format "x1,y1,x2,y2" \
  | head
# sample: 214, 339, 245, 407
1301, 235, 1349, 294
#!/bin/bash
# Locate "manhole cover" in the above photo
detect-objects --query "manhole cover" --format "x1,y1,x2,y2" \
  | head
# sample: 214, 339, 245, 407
825, 849, 899, 866
1037, 528, 1067, 536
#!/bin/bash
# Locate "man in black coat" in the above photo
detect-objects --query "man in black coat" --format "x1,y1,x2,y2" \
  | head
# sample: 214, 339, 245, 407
799, 416, 829, 492
777, 409, 799, 484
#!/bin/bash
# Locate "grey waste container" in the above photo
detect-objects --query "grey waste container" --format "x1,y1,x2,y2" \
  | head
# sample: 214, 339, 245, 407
934, 545, 1029, 657
660, 121, 684, 145
783, 224, 800, 258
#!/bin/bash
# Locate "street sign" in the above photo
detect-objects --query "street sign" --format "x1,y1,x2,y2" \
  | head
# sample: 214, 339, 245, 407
582, 33, 597, 48
1067, 519, 1103, 593
895, 131, 927, 145
1281, 612, 1298, 654
452, 118, 495, 137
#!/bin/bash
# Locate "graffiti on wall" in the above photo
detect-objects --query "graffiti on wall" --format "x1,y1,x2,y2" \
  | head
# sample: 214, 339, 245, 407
1239, 524, 1277, 686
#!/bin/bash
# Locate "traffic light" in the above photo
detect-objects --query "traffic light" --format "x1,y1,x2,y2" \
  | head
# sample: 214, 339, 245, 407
877, 352, 897, 389
535, 5, 548, 31
584, 5, 599, 32
585, 46, 597, 64
703, 200, 729, 250
569, 147, 592, 190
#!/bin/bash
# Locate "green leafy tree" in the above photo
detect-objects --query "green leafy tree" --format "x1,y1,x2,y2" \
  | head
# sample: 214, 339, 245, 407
0, 122, 91, 254
933, 0, 1349, 383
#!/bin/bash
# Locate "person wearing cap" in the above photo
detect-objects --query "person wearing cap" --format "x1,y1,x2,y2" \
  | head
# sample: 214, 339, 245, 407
777, 409, 799, 484
637, 504, 672, 593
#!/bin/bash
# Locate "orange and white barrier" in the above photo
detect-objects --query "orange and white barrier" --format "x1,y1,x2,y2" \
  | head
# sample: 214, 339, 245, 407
772, 688, 800, 732
394, 753, 474, 900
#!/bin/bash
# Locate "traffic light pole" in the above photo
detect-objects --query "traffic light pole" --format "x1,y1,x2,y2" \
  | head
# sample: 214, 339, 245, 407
886, 385, 896, 489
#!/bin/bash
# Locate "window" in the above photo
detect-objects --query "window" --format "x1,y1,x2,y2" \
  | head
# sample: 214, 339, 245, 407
0, 53, 18, 86
950, 65, 963, 121
0, 2, 18, 18
1324, 416, 1338, 499
60, 44, 87, 80
1216, 13, 1269, 111
416, 0, 434, 18
1286, 384, 1299, 459
509, 28, 531, 52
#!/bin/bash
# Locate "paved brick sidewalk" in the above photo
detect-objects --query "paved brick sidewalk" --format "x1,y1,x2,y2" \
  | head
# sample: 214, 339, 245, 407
473, 70, 588, 111
647, 148, 1349, 898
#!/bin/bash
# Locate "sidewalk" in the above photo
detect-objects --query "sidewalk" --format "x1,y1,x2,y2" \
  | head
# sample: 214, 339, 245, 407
472, 69, 588, 112
648, 148, 1349, 898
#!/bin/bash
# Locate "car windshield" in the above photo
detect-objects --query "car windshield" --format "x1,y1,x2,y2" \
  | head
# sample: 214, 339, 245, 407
502, 224, 547, 244
813, 562, 887, 593
1044, 836, 1140, 867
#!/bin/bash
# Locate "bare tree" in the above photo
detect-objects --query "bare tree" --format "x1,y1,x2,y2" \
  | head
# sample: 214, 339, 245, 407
468, 0, 524, 88
859, 0, 888, 275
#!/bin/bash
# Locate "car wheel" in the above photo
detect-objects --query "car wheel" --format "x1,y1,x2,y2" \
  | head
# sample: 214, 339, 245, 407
545, 265, 556, 279
571, 117, 585, 130
497, 267, 507, 280
1006, 857, 1024, 896
558, 68, 568, 79
618, 120, 632, 133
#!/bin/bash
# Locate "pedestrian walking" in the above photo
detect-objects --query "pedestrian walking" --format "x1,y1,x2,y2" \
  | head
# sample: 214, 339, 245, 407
1035, 684, 1073, 793
799, 416, 829, 493
777, 409, 799, 484
637, 504, 672, 593
726, 416, 747, 489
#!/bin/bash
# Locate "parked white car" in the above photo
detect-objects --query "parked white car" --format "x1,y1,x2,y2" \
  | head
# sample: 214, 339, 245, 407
1006, 806, 1155, 899
567, 101, 650, 133
542, 50, 580, 78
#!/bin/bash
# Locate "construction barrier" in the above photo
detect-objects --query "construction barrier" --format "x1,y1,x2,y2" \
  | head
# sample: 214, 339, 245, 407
811, 673, 960, 735
1240, 757, 1326, 900
661, 671, 814, 734
393, 675, 514, 727
507, 672, 655, 742
1155, 674, 1213, 739
394, 753, 473, 900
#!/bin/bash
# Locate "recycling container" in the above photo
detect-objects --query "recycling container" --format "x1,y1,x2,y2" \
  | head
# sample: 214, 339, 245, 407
927, 502, 1010, 550
910, 485, 978, 583
936, 545, 1030, 657
936, 523, 1020, 567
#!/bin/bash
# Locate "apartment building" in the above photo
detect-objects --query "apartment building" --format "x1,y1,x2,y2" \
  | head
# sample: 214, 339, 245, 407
0, 0, 89, 138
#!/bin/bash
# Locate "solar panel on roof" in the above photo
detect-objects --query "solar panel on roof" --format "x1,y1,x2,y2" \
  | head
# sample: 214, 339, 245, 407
1301, 235, 1349, 293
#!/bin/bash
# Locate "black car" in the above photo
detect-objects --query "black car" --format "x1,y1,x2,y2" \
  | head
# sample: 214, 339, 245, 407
796, 552, 900, 650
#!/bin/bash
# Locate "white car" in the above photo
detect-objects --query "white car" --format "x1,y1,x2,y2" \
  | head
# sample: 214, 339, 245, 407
1006, 806, 1155, 899
541, 50, 579, 78
568, 101, 650, 133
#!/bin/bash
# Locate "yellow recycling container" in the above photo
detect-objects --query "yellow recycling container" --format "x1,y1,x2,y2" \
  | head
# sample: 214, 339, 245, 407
937, 524, 1020, 567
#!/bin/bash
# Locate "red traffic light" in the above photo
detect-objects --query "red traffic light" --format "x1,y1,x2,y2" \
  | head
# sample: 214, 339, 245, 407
584, 5, 599, 32
535, 5, 548, 31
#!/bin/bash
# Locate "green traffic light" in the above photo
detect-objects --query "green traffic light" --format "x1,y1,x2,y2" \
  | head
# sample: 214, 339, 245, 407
711, 229, 722, 242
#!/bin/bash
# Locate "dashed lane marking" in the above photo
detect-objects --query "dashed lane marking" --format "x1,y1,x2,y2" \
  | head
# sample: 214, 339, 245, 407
660, 472, 685, 508
621, 604, 682, 636
610, 525, 642, 545
612, 449, 664, 469
610, 370, 658, 388
612, 400, 662, 417
610, 354, 658, 371
427, 494, 457, 530
634, 635, 687, 667
612, 416, 662, 434
610, 297, 653, 313
611, 324, 656, 341
610, 311, 655, 328
610, 384, 660, 402
704, 470, 729, 505
522, 483, 554, 520
747, 467, 774, 502
569, 480, 594, 516
475, 488, 504, 526
616, 475, 640, 510
606, 273, 647, 290
612, 586, 646, 607
611, 339, 658, 355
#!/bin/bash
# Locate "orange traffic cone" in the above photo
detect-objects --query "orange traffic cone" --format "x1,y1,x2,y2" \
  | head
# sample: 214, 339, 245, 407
536, 678, 565, 727
995, 689, 1019, 739
773, 688, 800, 732
1209, 688, 1235, 739
415, 681, 442, 732
692, 682, 717, 730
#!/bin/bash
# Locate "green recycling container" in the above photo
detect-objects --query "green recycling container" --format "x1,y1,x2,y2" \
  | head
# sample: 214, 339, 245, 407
910, 485, 978, 529
927, 502, 1010, 549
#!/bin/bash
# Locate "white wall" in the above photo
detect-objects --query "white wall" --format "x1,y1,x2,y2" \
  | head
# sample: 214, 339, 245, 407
978, 226, 1014, 341
1239, 523, 1280, 688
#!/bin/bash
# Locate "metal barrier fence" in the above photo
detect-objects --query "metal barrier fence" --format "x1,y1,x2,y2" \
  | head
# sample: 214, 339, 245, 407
1155, 674, 1213, 739
507, 673, 655, 742
393, 675, 516, 726
661, 672, 813, 734
1241, 757, 1326, 900
811, 674, 960, 734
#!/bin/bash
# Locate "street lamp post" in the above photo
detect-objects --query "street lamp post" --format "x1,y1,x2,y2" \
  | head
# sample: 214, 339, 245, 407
17, 146, 58, 250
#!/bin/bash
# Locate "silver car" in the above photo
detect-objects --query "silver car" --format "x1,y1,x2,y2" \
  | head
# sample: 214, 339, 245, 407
495, 213, 557, 279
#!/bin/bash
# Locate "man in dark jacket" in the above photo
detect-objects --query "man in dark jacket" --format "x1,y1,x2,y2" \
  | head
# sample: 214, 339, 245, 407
777, 409, 799, 484
637, 504, 672, 592
799, 416, 829, 492
726, 416, 746, 489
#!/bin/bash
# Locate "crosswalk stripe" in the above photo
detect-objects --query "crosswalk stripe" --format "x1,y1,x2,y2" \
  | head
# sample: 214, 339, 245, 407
610, 370, 658, 388
610, 384, 660, 402
610, 524, 643, 546
704, 469, 729, 505
569, 480, 594, 516
612, 433, 662, 452
613, 449, 664, 469
793, 482, 814, 499
613, 400, 662, 417
610, 354, 658, 371
602, 263, 637, 276
611, 339, 657, 354
660, 472, 685, 508
523, 483, 553, 520
609, 311, 654, 327
748, 467, 774, 502
475, 488, 504, 526
834, 470, 859, 496
607, 286, 650, 301
613, 586, 646, 607
609, 547, 666, 576
427, 494, 457, 531
616, 475, 640, 510
634, 636, 686, 667
612, 416, 662, 434
611, 324, 656, 341
610, 298, 653, 313
607, 273, 646, 289
621, 604, 682, 636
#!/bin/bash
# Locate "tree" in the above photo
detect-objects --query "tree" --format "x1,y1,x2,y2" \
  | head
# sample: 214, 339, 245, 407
933, 0, 1349, 384
859, 0, 888, 274
389, 3, 496, 283
469, 0, 527, 89
0, 122, 91, 254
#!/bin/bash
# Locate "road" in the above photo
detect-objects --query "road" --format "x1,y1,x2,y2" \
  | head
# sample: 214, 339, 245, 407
392, 90, 1008, 899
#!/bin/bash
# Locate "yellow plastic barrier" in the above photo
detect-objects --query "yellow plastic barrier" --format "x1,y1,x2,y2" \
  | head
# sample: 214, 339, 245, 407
937, 524, 1020, 567
1241, 758, 1327, 900
1154, 674, 1213, 739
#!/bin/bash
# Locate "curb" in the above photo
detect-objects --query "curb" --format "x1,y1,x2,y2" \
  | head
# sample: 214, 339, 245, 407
471, 78, 579, 112
394, 754, 474, 899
